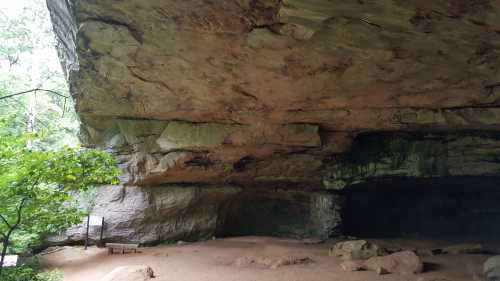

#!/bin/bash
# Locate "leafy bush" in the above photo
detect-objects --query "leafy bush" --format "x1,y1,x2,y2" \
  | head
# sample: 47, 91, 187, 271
0, 118, 120, 277
35, 270, 63, 281
2, 265, 62, 281
2, 266, 35, 281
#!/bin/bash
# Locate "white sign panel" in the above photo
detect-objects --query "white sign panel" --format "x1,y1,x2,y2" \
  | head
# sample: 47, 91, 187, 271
89, 216, 103, 226
3, 255, 18, 267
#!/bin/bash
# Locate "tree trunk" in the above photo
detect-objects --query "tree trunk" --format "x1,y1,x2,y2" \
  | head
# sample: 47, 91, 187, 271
0, 198, 27, 277
0, 231, 12, 277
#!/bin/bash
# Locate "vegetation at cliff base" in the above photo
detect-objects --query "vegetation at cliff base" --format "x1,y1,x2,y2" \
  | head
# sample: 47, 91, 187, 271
0, 0, 120, 280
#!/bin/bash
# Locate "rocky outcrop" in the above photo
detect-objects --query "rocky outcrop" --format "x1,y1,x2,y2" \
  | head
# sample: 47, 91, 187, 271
50, 185, 341, 244
50, 185, 240, 244
46, 0, 500, 242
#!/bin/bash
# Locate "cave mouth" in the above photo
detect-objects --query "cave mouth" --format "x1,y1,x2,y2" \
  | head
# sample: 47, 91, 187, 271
342, 176, 500, 240
215, 188, 341, 239
217, 190, 312, 238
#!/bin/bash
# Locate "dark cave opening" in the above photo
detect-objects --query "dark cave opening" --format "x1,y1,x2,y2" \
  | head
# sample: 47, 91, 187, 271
342, 176, 500, 240
215, 188, 342, 239
216, 189, 314, 238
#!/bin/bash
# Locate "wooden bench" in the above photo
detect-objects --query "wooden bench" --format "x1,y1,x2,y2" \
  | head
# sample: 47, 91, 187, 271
106, 243, 139, 254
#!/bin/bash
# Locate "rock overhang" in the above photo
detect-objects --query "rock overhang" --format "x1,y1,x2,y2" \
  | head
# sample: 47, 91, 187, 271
46, 0, 500, 186
45, 0, 500, 241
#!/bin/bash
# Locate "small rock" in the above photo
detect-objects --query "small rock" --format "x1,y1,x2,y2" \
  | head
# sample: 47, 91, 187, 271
329, 240, 386, 260
270, 23, 316, 41
376, 266, 388, 275
442, 244, 483, 254
234, 256, 256, 266
269, 256, 313, 269
100, 265, 154, 281
340, 260, 364, 272
364, 251, 423, 275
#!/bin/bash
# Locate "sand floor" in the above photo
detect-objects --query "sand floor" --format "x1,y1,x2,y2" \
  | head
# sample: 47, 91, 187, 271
39, 236, 490, 281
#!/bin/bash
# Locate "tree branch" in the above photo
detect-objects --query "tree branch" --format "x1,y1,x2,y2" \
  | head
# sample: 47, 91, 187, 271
12, 198, 27, 230
0, 88, 69, 101
0, 215, 11, 229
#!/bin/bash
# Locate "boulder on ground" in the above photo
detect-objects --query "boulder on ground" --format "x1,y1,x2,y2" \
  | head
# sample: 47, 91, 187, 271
100, 265, 154, 281
363, 251, 423, 275
484, 256, 500, 281
329, 240, 385, 260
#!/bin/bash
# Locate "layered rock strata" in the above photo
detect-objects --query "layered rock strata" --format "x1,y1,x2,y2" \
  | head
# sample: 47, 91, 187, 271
46, 0, 500, 242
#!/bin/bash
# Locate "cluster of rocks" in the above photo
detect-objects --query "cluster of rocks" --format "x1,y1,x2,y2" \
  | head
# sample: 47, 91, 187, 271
332, 240, 500, 280
331, 240, 423, 275
234, 255, 314, 269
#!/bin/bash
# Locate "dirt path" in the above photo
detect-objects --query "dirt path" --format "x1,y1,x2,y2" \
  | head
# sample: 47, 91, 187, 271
40, 236, 487, 281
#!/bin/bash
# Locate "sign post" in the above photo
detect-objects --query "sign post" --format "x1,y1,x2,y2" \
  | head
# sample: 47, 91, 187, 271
84, 215, 104, 250
84, 215, 90, 250
99, 216, 105, 242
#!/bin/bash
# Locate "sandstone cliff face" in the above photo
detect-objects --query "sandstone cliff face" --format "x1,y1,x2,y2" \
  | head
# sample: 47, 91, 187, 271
46, 0, 500, 243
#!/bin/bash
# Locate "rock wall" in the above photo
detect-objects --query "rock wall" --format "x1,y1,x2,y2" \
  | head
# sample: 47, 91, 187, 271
51, 185, 341, 244
46, 0, 500, 242
324, 132, 500, 190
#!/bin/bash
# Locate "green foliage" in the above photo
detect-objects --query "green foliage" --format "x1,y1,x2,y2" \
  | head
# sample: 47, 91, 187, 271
34, 269, 63, 281
0, 0, 79, 149
2, 265, 36, 281
74, 187, 99, 213
3, 264, 62, 281
0, 0, 102, 277
0, 118, 119, 271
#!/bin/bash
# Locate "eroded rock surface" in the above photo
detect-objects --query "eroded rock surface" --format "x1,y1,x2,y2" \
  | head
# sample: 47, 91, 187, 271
46, 0, 500, 242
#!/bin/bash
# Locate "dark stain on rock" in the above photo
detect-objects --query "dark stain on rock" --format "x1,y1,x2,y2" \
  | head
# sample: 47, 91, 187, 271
233, 156, 256, 173
185, 156, 214, 169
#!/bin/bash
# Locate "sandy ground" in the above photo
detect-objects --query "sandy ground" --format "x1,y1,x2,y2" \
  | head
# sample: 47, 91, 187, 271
39, 236, 489, 281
